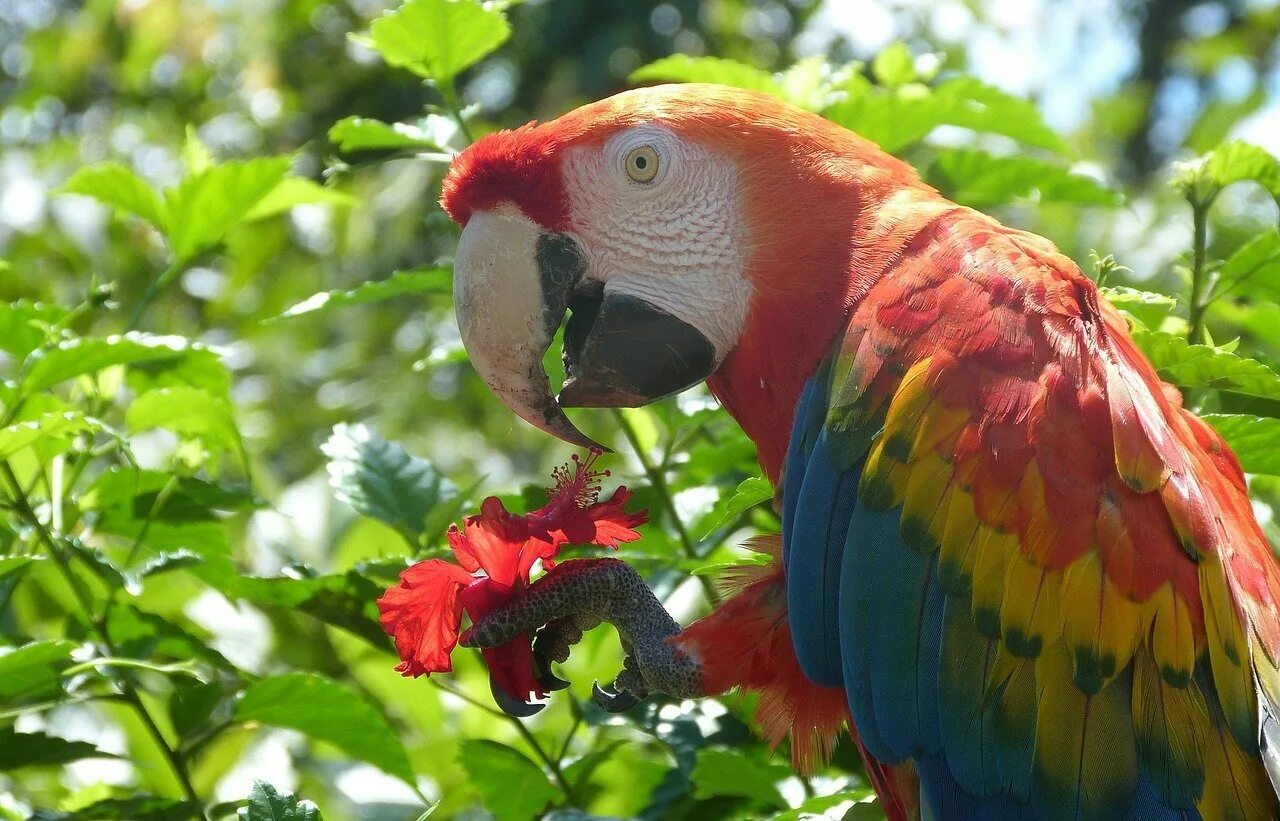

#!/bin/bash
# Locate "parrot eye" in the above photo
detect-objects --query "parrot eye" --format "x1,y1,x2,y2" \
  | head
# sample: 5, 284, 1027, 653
624, 145, 660, 183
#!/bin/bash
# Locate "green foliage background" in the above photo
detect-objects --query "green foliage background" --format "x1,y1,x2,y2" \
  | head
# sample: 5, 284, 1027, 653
3, 0, 1280, 819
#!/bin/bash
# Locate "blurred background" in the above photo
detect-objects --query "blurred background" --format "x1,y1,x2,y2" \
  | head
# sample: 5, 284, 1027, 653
3, 0, 1280, 818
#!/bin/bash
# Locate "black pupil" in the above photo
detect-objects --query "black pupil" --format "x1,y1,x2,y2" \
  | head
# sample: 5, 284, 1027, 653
634, 155, 647, 170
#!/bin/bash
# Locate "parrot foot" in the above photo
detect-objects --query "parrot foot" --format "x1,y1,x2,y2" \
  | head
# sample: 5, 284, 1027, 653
461, 558, 704, 713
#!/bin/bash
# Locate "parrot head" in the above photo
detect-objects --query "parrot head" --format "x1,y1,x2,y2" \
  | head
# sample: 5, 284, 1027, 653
442, 84, 928, 474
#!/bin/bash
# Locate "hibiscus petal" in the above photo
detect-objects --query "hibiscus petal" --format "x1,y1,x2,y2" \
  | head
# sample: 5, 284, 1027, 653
452, 497, 529, 586
377, 559, 473, 677
459, 577, 547, 702
552, 486, 649, 548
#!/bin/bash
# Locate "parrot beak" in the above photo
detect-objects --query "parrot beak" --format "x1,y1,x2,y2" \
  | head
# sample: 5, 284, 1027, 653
454, 207, 717, 446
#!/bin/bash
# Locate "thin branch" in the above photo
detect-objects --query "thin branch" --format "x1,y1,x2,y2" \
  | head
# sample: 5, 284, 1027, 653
611, 409, 720, 606
0, 463, 207, 818
432, 680, 580, 806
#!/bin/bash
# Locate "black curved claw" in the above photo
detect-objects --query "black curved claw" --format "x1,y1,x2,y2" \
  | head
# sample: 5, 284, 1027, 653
490, 674, 546, 717
533, 652, 571, 692
591, 680, 641, 713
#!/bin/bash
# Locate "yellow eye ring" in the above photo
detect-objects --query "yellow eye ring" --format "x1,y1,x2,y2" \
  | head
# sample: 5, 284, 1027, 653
624, 145, 660, 183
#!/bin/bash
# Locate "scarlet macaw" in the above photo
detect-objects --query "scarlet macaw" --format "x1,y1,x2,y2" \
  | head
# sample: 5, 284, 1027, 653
441, 84, 1280, 820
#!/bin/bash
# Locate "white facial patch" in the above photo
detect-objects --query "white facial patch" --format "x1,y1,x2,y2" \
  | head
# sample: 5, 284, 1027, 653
560, 125, 751, 363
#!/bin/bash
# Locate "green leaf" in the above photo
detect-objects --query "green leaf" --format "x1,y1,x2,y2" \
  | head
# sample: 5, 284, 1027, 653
0, 555, 39, 582
698, 476, 774, 538
126, 386, 243, 463
30, 796, 199, 821
1100, 286, 1178, 329
329, 117, 441, 153
457, 739, 561, 821
630, 55, 783, 96
107, 604, 237, 674
164, 156, 291, 263
234, 567, 388, 648
0, 729, 116, 770
871, 42, 916, 88
826, 76, 1069, 155
0, 640, 76, 701
1215, 230, 1280, 302
321, 422, 458, 544
83, 467, 262, 523
0, 301, 65, 357
169, 681, 227, 738
58, 163, 166, 228
243, 781, 322, 821
358, 0, 510, 84
1132, 330, 1280, 402
22, 333, 212, 394
1204, 140, 1280, 199
244, 177, 356, 222
182, 126, 215, 175
1203, 414, 1280, 476
928, 149, 1121, 208
930, 78, 1070, 154
235, 672, 414, 784
0, 412, 97, 459
770, 788, 879, 821
275, 268, 452, 321
689, 747, 788, 809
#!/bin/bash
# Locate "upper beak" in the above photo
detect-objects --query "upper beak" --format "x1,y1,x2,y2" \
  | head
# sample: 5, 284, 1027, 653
453, 207, 717, 447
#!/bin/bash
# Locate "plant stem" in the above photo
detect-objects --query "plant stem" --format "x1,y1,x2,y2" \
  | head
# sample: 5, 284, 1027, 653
439, 81, 475, 144
1187, 199, 1212, 344
127, 260, 185, 331
611, 409, 720, 607
0, 463, 207, 818
433, 681, 580, 806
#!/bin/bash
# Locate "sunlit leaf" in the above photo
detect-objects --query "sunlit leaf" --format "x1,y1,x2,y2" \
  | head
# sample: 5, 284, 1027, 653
275, 268, 452, 320
58, 163, 166, 228
1203, 414, 1280, 476
30, 795, 199, 821
0, 640, 76, 701
107, 603, 237, 674
244, 177, 356, 221
1132, 330, 1280, 401
321, 422, 458, 545
698, 476, 774, 538
1100, 286, 1177, 329
827, 75, 1069, 155
329, 116, 442, 153
169, 681, 227, 739
0, 301, 65, 357
0, 730, 117, 770
930, 77, 1070, 154
23, 333, 206, 394
164, 157, 291, 263
235, 672, 415, 784
871, 42, 915, 88
234, 567, 388, 648
689, 747, 789, 808
243, 781, 322, 821
126, 386, 244, 463
1204, 140, 1280, 199
929, 149, 1121, 208
771, 788, 879, 821
630, 55, 782, 95
357, 0, 510, 84
457, 739, 561, 821
1215, 230, 1280, 302
0, 412, 97, 459
0, 555, 39, 582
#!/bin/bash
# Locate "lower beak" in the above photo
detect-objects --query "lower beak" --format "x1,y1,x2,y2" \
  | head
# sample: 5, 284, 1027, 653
453, 208, 717, 447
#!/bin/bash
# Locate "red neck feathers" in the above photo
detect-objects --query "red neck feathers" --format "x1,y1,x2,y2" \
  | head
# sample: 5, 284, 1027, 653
699, 106, 935, 483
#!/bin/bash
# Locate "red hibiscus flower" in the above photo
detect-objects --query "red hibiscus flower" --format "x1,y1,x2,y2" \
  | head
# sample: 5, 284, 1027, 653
377, 450, 647, 708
